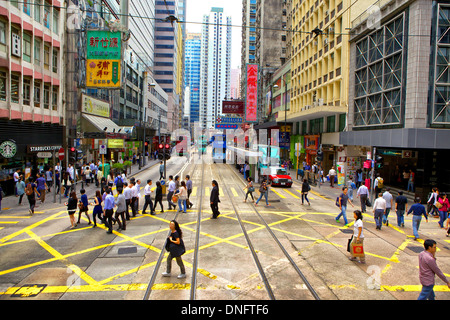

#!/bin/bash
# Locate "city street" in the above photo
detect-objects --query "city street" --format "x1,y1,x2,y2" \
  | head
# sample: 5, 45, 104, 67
1, 151, 449, 301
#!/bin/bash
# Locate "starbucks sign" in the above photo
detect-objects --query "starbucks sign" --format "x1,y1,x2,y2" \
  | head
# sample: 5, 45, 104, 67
0, 140, 17, 158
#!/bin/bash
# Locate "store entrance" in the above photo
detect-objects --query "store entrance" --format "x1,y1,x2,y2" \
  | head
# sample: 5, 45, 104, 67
376, 149, 418, 190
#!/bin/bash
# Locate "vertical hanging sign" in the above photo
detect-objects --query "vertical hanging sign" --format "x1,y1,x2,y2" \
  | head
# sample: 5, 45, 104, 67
86, 30, 122, 88
245, 64, 258, 123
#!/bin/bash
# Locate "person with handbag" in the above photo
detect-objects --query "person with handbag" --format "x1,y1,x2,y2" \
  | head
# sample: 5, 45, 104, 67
210, 180, 220, 219
349, 210, 365, 264
176, 181, 188, 213
162, 220, 186, 279
65, 191, 78, 229
437, 193, 449, 229
77, 189, 92, 226
301, 178, 310, 206
243, 177, 255, 203
255, 179, 270, 206
154, 181, 164, 213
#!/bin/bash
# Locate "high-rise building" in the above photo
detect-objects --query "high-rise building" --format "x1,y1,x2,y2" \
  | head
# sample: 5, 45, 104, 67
199, 7, 232, 129
154, 0, 185, 132
184, 32, 201, 125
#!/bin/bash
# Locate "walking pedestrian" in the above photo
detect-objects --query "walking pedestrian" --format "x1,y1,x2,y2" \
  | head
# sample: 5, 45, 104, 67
437, 193, 449, 229
417, 239, 450, 300
129, 181, 138, 217
372, 192, 386, 230
243, 177, 255, 203
162, 220, 186, 279
103, 188, 115, 234
335, 187, 354, 226
382, 188, 394, 226
25, 177, 37, 216
357, 183, 369, 213
77, 189, 92, 226
301, 179, 310, 205
114, 188, 127, 231
395, 191, 408, 227
65, 191, 78, 229
348, 210, 365, 264
407, 169, 415, 192
142, 179, 154, 215
186, 175, 193, 208
210, 180, 220, 219
407, 197, 428, 240
123, 182, 132, 220
114, 173, 124, 193
91, 190, 103, 228
154, 181, 164, 213
36, 173, 47, 203
167, 175, 177, 210
45, 168, 53, 192
328, 167, 336, 188
159, 161, 165, 180
176, 181, 187, 213
15, 176, 26, 206
427, 188, 439, 217
255, 179, 269, 207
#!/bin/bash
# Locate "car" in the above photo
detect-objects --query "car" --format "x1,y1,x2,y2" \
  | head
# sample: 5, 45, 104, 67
266, 166, 293, 187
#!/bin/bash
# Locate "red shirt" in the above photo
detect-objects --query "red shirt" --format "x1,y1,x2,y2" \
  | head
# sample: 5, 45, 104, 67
419, 250, 448, 286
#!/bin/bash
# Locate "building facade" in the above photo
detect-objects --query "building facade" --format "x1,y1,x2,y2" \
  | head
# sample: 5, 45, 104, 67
340, 0, 450, 199
0, 0, 65, 194
199, 7, 232, 129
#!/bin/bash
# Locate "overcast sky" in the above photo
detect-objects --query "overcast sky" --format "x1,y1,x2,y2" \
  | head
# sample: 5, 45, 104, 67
184, 0, 243, 70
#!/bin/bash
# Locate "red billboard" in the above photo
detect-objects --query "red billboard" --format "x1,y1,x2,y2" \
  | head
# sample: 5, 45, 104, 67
245, 64, 258, 122
222, 100, 244, 114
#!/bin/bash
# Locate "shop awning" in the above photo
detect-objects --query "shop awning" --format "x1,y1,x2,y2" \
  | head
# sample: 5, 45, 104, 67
81, 113, 134, 135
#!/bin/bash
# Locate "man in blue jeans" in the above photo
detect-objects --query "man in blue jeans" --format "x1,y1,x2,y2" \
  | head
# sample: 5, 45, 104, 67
335, 187, 354, 226
407, 197, 428, 240
418, 239, 450, 300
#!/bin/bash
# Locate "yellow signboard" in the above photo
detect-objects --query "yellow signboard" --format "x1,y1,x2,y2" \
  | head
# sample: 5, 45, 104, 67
86, 59, 121, 88
82, 94, 110, 118
107, 139, 124, 149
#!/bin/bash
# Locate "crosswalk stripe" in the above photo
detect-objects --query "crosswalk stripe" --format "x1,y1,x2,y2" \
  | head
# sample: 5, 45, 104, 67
191, 186, 197, 197
230, 187, 239, 197
270, 188, 286, 199
284, 189, 300, 199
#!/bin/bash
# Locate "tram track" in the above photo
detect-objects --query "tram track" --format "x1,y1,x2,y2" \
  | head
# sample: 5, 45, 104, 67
216, 163, 321, 300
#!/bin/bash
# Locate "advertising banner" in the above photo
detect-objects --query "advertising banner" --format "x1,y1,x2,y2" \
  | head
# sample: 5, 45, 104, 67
82, 94, 110, 118
245, 64, 258, 122
86, 30, 121, 88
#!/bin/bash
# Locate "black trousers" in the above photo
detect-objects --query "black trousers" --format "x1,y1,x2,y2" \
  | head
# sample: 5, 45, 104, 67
143, 195, 154, 213
125, 199, 131, 219
131, 197, 138, 216
211, 202, 220, 218
115, 210, 126, 230
104, 209, 114, 233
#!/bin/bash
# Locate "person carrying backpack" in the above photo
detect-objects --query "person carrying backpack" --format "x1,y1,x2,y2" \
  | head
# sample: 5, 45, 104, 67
374, 174, 384, 196
25, 177, 38, 215
115, 173, 124, 193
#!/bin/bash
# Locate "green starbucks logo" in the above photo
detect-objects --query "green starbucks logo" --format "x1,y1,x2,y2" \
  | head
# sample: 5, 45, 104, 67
0, 140, 17, 158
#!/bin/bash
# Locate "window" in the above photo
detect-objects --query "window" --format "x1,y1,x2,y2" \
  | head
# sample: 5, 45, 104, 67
52, 9, 59, 34
43, 84, 50, 109
34, 80, 41, 107
23, 33, 32, 62
43, 1, 51, 29
0, 20, 6, 52
34, 38, 41, 65
52, 49, 58, 73
0, 71, 6, 101
23, 0, 31, 16
23, 78, 31, 106
34, 0, 41, 23
11, 73, 20, 104
326, 115, 335, 132
44, 45, 50, 70
52, 86, 58, 110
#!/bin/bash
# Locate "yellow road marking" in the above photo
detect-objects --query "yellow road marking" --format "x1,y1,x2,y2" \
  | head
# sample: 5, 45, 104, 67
284, 189, 300, 199
191, 186, 197, 196
270, 188, 286, 199
230, 187, 239, 197
309, 190, 328, 200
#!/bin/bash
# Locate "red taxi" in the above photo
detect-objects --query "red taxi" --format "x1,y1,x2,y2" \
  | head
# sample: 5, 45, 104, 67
267, 166, 293, 187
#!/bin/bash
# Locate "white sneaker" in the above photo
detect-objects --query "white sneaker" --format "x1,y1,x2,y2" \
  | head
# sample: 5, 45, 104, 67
162, 272, 171, 277
177, 273, 186, 279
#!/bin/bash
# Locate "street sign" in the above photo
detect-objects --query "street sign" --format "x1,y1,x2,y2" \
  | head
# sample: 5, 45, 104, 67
99, 144, 107, 155
37, 152, 52, 158
58, 148, 65, 161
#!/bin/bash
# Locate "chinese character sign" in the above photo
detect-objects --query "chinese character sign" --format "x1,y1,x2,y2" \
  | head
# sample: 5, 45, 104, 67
246, 64, 258, 122
86, 30, 122, 88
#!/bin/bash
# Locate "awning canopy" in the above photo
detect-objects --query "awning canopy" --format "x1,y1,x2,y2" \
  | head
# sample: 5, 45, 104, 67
81, 113, 134, 135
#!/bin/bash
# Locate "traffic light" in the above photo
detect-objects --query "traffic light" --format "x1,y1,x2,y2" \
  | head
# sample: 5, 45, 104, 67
158, 143, 164, 160
316, 150, 323, 162
69, 147, 76, 163
375, 155, 384, 169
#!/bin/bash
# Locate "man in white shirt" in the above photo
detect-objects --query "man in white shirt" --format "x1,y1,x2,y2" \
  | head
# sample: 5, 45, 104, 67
123, 183, 132, 220
328, 167, 337, 188
142, 179, 154, 215
382, 188, 394, 226
134, 179, 141, 213
373, 192, 386, 230
167, 175, 177, 210
67, 164, 74, 181
357, 184, 369, 213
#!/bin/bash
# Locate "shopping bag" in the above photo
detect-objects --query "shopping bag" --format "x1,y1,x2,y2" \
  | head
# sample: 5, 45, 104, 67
350, 241, 364, 257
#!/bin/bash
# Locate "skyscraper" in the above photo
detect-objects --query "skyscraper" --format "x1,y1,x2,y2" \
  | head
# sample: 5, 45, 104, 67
185, 33, 201, 125
199, 7, 232, 129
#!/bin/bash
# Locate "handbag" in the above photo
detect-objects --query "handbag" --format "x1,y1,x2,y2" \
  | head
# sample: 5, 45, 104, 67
347, 236, 353, 253
350, 240, 364, 257
172, 195, 179, 202
435, 201, 443, 209
248, 186, 255, 192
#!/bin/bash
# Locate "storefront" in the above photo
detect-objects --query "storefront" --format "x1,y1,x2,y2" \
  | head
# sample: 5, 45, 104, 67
0, 119, 64, 195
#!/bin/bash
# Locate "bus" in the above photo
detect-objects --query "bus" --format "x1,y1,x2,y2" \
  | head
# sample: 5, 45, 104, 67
211, 134, 226, 163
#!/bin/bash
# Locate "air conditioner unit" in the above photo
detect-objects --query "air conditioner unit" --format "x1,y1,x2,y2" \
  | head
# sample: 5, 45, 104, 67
318, 98, 324, 106
323, 38, 329, 46
11, 33, 21, 57
325, 10, 329, 16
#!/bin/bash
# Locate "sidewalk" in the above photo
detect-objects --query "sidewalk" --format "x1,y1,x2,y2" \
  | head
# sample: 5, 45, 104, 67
0, 158, 161, 212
